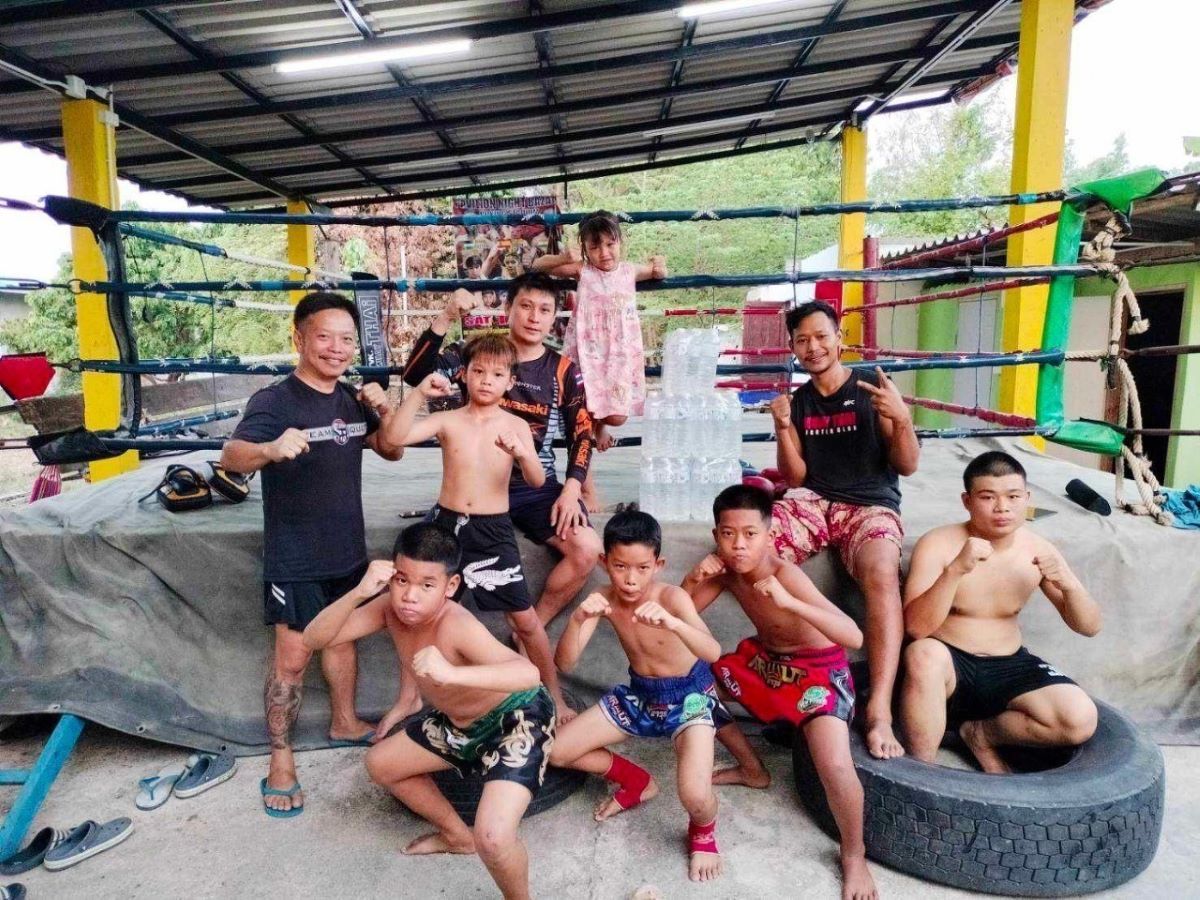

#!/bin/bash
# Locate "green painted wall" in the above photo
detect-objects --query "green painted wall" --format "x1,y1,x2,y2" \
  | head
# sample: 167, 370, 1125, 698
1075, 262, 1200, 487
913, 295, 959, 428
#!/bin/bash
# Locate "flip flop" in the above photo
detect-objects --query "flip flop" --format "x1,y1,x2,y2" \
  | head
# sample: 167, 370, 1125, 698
260, 778, 304, 819
0, 826, 73, 875
135, 763, 188, 810
326, 730, 376, 748
173, 752, 237, 799
43, 818, 133, 871
1, 883, 26, 900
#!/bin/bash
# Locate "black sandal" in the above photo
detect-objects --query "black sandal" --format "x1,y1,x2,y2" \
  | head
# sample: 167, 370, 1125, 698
207, 461, 253, 503
139, 465, 212, 512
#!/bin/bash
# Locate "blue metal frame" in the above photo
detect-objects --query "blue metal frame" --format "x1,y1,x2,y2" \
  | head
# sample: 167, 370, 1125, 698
0, 714, 84, 860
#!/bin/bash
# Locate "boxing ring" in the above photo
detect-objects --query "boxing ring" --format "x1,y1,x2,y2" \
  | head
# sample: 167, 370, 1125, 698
1, 168, 1198, 755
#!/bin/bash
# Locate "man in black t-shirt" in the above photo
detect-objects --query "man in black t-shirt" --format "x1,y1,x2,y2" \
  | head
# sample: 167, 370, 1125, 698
403, 275, 602, 643
768, 301, 920, 761
222, 292, 404, 816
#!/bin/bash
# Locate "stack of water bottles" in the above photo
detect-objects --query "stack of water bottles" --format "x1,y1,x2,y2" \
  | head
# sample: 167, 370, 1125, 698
640, 328, 743, 522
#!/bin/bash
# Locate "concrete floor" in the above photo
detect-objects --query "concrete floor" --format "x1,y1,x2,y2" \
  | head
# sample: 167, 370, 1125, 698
1, 721, 1196, 899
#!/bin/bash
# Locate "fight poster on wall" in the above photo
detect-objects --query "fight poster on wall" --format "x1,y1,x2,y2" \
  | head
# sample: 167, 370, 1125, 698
453, 195, 561, 334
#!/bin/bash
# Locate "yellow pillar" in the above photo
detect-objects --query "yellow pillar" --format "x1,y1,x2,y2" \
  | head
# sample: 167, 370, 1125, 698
61, 97, 137, 480
839, 122, 867, 352
997, 0, 1073, 415
286, 199, 315, 305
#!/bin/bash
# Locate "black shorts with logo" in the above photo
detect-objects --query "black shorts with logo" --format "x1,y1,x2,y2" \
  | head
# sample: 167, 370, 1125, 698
425, 505, 533, 613
939, 639, 1077, 723
263, 562, 368, 631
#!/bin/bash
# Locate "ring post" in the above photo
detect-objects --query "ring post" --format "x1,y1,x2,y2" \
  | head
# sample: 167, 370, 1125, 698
286, 199, 316, 306
61, 97, 137, 480
839, 121, 867, 355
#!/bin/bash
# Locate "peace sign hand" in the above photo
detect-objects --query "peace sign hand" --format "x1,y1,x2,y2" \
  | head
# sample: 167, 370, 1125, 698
858, 367, 910, 424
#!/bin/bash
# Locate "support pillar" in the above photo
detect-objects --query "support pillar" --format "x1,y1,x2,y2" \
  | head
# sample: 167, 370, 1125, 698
1166, 265, 1200, 488
61, 97, 137, 480
839, 122, 867, 352
997, 0, 1073, 416
286, 199, 315, 305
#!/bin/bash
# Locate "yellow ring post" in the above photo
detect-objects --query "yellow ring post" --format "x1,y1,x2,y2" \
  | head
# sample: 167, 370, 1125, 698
839, 122, 868, 355
61, 98, 137, 481
286, 199, 315, 306
998, 0, 1073, 422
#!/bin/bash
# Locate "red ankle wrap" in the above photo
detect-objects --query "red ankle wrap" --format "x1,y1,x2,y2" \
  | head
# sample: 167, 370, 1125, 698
688, 817, 719, 854
604, 754, 651, 810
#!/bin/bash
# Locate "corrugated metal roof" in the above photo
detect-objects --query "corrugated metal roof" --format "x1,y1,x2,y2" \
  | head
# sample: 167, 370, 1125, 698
0, 0, 1107, 209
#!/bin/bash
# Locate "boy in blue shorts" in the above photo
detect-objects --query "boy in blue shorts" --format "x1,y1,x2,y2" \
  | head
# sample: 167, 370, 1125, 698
549, 508, 727, 883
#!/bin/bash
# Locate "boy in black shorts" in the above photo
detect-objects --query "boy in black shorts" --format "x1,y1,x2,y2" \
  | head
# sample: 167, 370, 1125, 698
379, 334, 572, 722
221, 291, 404, 816
901, 451, 1101, 773
403, 276, 602, 641
303, 523, 552, 900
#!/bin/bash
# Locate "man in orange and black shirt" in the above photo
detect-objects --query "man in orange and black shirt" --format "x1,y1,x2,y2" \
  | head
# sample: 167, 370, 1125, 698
403, 273, 602, 637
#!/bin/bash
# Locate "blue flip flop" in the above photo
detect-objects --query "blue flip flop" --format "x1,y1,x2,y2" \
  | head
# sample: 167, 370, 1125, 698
136, 763, 188, 810
260, 778, 304, 818
326, 730, 376, 749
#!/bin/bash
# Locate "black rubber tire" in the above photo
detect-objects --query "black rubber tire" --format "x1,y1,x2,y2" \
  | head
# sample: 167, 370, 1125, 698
793, 668, 1165, 896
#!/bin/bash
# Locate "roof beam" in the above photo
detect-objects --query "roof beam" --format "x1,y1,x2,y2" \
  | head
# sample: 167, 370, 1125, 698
648, 19, 698, 164
734, 0, 848, 151
530, 1, 567, 176
1, 0, 238, 24
136, 8, 399, 197
0, 39, 302, 203
0, 1, 1002, 96
332, 0, 479, 186
856, 0, 1014, 119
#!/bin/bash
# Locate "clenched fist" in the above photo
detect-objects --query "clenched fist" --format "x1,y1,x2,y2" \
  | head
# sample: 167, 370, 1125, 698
770, 394, 792, 430
633, 600, 679, 631
418, 372, 453, 400
576, 592, 612, 620
950, 537, 993, 576
268, 427, 309, 462
358, 559, 396, 597
412, 645, 454, 685
687, 554, 727, 584
358, 382, 390, 415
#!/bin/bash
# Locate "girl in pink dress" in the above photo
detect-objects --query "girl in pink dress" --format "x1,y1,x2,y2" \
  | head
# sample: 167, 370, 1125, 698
534, 211, 667, 509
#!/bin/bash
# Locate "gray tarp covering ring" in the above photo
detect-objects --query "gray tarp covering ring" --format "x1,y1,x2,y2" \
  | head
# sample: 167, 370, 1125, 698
0, 437, 1197, 755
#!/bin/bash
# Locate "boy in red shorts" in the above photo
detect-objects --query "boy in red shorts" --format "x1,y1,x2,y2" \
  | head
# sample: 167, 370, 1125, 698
685, 484, 877, 900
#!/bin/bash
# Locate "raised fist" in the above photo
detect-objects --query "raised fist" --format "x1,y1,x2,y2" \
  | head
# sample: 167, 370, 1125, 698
419, 372, 453, 399
577, 593, 612, 620
951, 537, 993, 575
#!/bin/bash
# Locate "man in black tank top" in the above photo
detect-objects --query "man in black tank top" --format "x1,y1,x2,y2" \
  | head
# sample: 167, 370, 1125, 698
769, 301, 920, 760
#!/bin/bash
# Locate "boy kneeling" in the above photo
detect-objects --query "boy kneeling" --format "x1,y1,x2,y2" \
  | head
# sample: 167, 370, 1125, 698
684, 485, 876, 900
303, 524, 553, 900
550, 508, 727, 883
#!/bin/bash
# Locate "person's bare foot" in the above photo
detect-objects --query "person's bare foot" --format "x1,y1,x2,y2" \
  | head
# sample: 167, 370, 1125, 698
712, 764, 771, 788
402, 830, 476, 855
866, 718, 906, 759
689, 849, 723, 882
329, 715, 378, 743
959, 719, 1011, 774
263, 764, 304, 814
580, 484, 603, 514
594, 776, 659, 821
841, 852, 878, 900
595, 430, 616, 452
553, 694, 578, 725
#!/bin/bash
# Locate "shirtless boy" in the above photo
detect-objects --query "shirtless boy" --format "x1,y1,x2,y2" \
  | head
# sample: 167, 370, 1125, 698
303, 524, 553, 900
685, 485, 876, 900
377, 334, 570, 720
901, 451, 1101, 773
549, 509, 727, 883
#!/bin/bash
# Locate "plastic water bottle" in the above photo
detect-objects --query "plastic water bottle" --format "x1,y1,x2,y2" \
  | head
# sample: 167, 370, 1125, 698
718, 390, 742, 460
642, 391, 662, 457
659, 394, 679, 453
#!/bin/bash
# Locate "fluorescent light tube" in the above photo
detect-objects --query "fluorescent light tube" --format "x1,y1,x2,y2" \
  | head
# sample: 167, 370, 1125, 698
642, 110, 776, 138
276, 39, 472, 75
678, 1, 796, 19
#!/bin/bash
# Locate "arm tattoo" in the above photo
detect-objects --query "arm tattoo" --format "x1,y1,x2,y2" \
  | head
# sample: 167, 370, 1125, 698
264, 672, 303, 751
